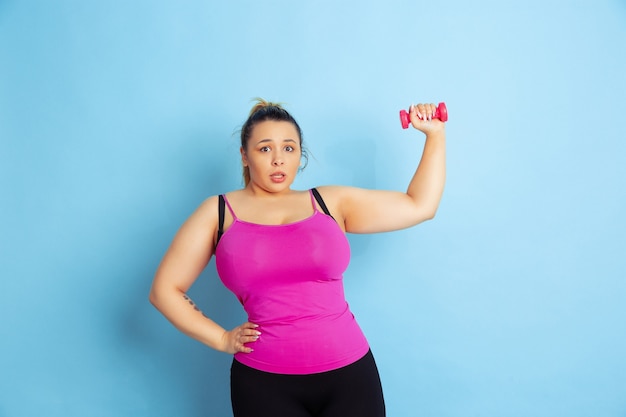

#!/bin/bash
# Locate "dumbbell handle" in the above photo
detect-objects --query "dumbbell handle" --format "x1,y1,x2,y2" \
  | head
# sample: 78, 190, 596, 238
399, 102, 448, 129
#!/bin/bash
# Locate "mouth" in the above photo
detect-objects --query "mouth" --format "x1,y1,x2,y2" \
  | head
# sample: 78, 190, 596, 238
270, 172, 286, 183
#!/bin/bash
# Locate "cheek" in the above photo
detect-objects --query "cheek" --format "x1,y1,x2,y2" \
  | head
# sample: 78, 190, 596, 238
289, 152, 303, 167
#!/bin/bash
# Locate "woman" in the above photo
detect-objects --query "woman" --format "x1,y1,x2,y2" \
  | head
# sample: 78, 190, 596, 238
149, 98, 446, 417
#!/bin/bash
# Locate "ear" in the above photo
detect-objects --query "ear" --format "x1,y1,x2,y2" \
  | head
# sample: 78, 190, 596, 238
240, 147, 248, 167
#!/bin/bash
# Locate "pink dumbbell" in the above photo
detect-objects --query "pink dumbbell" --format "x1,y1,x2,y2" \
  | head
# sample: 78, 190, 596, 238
399, 102, 448, 129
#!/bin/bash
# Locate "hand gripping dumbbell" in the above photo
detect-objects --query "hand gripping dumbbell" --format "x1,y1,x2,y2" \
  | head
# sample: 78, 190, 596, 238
399, 102, 448, 129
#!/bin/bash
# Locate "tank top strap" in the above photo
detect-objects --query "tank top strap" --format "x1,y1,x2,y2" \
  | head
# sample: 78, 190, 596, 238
308, 189, 318, 212
216, 194, 237, 249
222, 194, 238, 220
311, 188, 335, 221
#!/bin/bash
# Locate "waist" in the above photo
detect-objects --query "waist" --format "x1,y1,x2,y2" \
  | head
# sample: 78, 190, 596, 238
234, 309, 369, 374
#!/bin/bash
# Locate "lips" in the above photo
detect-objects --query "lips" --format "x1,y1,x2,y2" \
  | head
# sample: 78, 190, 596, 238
270, 171, 286, 182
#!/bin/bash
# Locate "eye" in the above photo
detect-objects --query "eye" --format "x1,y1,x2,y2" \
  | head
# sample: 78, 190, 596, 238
285, 145, 295, 152
259, 146, 271, 152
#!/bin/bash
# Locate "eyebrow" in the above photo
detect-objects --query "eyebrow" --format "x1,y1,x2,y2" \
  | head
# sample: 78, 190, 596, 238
256, 138, 298, 145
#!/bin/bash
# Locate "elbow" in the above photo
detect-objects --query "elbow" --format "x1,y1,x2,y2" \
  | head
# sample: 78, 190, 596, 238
148, 286, 161, 310
149, 283, 184, 311
419, 205, 438, 222
426, 208, 438, 220
423, 199, 443, 221
418, 208, 438, 223
419, 213, 436, 224
409, 196, 441, 225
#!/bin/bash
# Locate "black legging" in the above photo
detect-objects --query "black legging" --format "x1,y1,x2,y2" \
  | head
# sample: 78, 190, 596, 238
230, 350, 386, 417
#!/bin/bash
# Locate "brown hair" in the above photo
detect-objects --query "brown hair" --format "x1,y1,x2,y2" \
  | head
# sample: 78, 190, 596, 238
240, 98, 307, 185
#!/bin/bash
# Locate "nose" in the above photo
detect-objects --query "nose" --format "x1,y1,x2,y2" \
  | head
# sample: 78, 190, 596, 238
272, 153, 284, 166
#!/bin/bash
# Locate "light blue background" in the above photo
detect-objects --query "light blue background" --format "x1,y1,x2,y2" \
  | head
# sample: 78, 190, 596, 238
1, 1, 625, 416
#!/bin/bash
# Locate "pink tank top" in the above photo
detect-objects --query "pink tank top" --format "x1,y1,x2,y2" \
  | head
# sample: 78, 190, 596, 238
215, 190, 369, 374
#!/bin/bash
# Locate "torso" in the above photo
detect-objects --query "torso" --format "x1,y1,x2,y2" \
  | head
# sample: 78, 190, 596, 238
214, 188, 369, 374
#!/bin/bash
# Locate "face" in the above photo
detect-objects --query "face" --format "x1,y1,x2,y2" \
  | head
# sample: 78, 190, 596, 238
241, 120, 302, 193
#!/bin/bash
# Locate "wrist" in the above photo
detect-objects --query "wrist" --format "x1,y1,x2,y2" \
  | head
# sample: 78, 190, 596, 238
425, 130, 445, 142
216, 329, 231, 353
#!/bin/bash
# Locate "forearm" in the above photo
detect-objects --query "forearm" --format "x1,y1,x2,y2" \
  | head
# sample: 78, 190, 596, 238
149, 287, 227, 352
406, 131, 446, 218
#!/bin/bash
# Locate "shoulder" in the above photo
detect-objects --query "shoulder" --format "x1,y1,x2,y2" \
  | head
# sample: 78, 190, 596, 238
313, 185, 354, 196
193, 188, 248, 222
196, 194, 220, 214
197, 188, 244, 210
183, 194, 225, 229
314, 185, 366, 203
311, 185, 362, 223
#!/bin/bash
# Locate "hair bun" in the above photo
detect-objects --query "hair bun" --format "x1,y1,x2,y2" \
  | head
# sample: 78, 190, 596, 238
248, 97, 284, 116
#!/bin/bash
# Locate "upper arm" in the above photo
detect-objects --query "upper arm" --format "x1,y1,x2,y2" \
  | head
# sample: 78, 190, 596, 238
151, 196, 219, 294
318, 186, 435, 234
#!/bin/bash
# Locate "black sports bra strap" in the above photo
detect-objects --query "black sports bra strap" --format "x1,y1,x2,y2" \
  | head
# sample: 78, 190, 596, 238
216, 194, 225, 247
311, 188, 335, 221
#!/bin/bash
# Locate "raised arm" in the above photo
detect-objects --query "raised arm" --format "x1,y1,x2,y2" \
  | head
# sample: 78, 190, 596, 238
148, 196, 259, 354
321, 102, 446, 234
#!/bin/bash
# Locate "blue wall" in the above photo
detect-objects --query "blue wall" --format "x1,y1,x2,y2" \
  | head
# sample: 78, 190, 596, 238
1, 1, 625, 416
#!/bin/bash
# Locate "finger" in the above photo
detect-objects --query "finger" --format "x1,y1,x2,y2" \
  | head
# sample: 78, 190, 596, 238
236, 330, 260, 352
241, 334, 260, 343
414, 103, 429, 122
238, 324, 261, 337
414, 103, 425, 120
428, 103, 437, 120
236, 342, 251, 353
245, 328, 261, 337
240, 328, 261, 339
237, 339, 255, 353
408, 105, 421, 127
424, 103, 432, 120
421, 103, 435, 121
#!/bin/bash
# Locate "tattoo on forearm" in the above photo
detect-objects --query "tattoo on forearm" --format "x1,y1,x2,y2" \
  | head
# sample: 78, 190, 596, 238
183, 294, 207, 317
